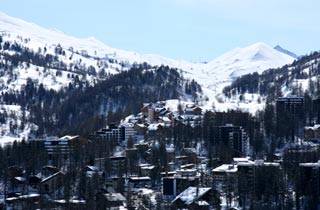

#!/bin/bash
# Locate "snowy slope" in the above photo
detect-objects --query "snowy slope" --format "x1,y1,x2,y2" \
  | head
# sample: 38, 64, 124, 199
197, 42, 294, 91
184, 42, 295, 112
0, 12, 299, 143
0, 12, 295, 109
0, 12, 193, 70
0, 105, 37, 146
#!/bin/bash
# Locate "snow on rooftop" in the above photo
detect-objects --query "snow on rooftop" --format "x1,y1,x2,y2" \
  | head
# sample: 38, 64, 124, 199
172, 187, 211, 205
299, 161, 320, 167
148, 123, 164, 131
212, 164, 237, 173
59, 135, 79, 141
305, 124, 320, 130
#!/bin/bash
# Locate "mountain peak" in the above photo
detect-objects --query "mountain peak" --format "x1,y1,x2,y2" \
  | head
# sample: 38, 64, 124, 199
205, 42, 294, 81
248, 42, 270, 49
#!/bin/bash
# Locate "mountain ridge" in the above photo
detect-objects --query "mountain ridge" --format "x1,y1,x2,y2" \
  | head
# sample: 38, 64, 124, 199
0, 11, 295, 110
0, 11, 300, 143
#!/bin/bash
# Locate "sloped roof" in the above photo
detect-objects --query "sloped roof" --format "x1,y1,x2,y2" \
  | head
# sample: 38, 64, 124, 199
172, 187, 211, 205
103, 193, 126, 202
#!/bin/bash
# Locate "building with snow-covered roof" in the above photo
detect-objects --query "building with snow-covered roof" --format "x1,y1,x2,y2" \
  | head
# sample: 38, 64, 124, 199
212, 157, 252, 181
304, 124, 320, 140
40, 171, 65, 195
43, 135, 82, 161
139, 164, 155, 177
162, 176, 199, 198
171, 187, 215, 209
128, 176, 152, 188
237, 160, 281, 205
233, 157, 252, 164
212, 164, 238, 182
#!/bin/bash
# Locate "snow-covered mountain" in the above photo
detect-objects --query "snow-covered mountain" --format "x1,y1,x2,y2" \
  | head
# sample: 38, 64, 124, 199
190, 42, 294, 94
0, 12, 299, 143
0, 12, 192, 70
0, 12, 295, 108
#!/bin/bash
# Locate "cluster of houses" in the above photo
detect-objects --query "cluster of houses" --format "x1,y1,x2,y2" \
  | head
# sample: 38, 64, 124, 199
5, 96, 320, 209
4, 165, 82, 209
124, 101, 203, 133
103, 142, 214, 209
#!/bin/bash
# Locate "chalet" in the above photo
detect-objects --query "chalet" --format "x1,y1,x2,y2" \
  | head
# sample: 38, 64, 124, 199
184, 104, 202, 116
181, 104, 203, 127
160, 171, 177, 178
175, 155, 189, 166
51, 198, 86, 210
159, 116, 172, 127
128, 176, 151, 188
180, 163, 195, 170
83, 165, 103, 177
134, 123, 147, 136
304, 124, 320, 140
163, 176, 199, 197
6, 193, 40, 210
171, 187, 214, 210
141, 103, 151, 117
177, 168, 197, 177
141, 102, 167, 122
40, 171, 65, 195
212, 164, 238, 182
147, 123, 164, 132
42, 165, 60, 177
139, 164, 155, 177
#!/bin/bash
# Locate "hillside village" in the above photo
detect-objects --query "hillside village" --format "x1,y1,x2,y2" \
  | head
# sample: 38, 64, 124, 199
0, 7, 320, 210
1, 95, 320, 209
